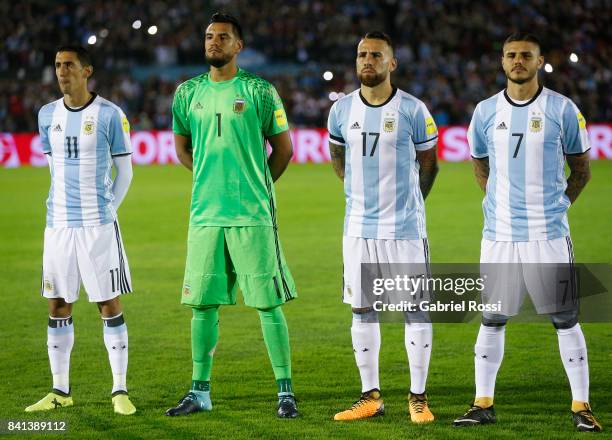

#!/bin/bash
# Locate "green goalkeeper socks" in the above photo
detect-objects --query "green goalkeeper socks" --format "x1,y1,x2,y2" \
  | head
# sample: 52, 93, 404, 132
191, 306, 219, 383
258, 306, 293, 394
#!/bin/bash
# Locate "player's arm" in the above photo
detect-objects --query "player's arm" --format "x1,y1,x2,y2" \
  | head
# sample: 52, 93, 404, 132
111, 155, 133, 210
416, 145, 439, 199
473, 157, 489, 193
561, 102, 591, 204
329, 141, 345, 181
267, 130, 293, 182
174, 134, 193, 171
410, 101, 438, 196
327, 101, 345, 181
171, 82, 193, 171
467, 103, 489, 193
565, 152, 591, 204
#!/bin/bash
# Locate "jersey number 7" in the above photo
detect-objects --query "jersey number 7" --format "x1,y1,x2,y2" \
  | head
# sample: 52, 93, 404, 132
511, 132, 523, 158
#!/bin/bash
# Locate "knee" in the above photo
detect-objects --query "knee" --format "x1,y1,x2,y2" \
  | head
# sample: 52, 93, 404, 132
192, 305, 219, 319
549, 310, 579, 330
257, 305, 284, 321
97, 297, 123, 317
48, 298, 71, 318
481, 313, 508, 327
351, 307, 378, 323
404, 310, 431, 325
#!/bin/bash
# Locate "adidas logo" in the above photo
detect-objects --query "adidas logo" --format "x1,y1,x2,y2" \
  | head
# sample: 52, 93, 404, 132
496, 122, 507, 130
350, 121, 361, 129
53, 124, 62, 132
194, 102, 203, 110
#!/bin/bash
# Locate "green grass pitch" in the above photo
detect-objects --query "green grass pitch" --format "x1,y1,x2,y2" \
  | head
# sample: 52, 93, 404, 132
0, 161, 610, 439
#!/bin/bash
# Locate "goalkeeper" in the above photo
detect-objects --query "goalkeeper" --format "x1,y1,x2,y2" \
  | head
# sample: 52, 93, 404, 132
165, 12, 298, 418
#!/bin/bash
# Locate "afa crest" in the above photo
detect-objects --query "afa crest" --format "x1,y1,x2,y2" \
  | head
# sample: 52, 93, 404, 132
233, 97, 246, 113
83, 119, 95, 135
182, 284, 191, 296
43, 279, 54, 292
384, 117, 396, 133
529, 116, 543, 132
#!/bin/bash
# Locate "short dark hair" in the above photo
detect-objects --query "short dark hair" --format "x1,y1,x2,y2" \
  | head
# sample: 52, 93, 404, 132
503, 33, 542, 51
209, 12, 243, 41
56, 45, 93, 67
362, 31, 395, 54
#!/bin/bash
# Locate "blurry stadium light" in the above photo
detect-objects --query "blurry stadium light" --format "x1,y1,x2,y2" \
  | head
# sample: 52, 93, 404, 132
323, 71, 334, 81
569, 53, 579, 63
544, 63, 553, 73
87, 35, 97, 45
329, 92, 339, 101
132, 20, 142, 30
100, 28, 109, 38
147, 25, 158, 35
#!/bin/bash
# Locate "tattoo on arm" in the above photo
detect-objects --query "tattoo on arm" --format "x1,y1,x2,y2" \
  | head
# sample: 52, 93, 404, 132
329, 142, 345, 180
473, 157, 489, 193
565, 153, 591, 204
416, 146, 439, 199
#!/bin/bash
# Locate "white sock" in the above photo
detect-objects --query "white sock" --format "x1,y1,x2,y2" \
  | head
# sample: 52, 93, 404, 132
47, 316, 74, 395
102, 313, 129, 394
557, 323, 589, 402
474, 324, 505, 399
351, 312, 381, 393
405, 322, 432, 394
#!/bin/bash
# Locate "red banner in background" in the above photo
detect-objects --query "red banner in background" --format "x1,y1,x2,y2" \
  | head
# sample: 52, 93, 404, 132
2, 125, 612, 167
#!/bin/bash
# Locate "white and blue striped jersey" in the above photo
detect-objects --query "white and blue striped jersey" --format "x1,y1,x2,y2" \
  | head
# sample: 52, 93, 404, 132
328, 88, 438, 239
38, 94, 132, 228
468, 86, 590, 242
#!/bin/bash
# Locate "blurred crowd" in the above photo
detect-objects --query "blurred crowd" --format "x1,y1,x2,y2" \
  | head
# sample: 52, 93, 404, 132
1, 0, 611, 131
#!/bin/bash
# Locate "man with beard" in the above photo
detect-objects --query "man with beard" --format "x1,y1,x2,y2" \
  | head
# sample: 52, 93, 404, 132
165, 13, 298, 418
327, 32, 439, 423
453, 33, 601, 432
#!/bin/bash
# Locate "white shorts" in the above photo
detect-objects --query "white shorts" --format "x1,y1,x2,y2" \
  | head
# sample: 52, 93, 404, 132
41, 221, 132, 303
480, 237, 576, 316
342, 236, 430, 308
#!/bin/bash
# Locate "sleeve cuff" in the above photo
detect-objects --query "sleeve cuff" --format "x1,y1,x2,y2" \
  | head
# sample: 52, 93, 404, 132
414, 135, 438, 151
564, 147, 591, 157
329, 133, 345, 145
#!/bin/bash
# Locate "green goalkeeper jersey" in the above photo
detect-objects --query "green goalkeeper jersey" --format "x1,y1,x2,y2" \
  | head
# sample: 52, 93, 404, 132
172, 68, 289, 226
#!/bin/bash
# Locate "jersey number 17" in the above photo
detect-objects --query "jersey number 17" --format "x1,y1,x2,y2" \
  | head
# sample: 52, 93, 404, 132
362, 132, 380, 157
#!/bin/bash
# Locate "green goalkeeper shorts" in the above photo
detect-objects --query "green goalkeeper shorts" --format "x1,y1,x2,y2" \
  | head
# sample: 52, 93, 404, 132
181, 226, 297, 309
